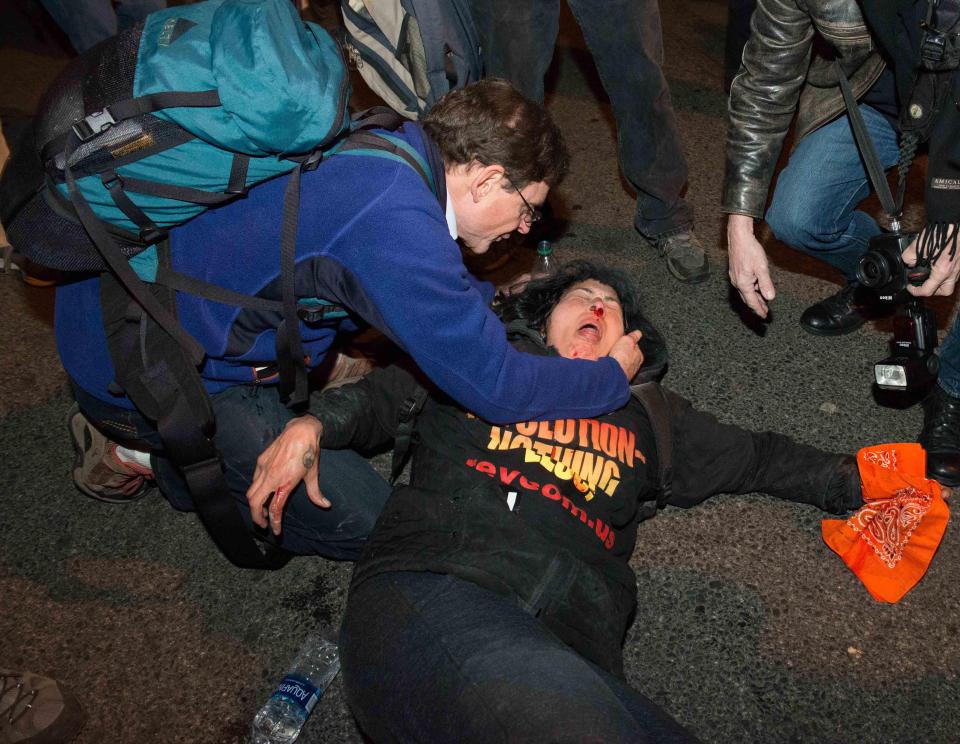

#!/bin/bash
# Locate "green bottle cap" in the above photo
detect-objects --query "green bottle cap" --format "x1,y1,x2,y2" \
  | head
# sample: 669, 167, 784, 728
537, 240, 552, 256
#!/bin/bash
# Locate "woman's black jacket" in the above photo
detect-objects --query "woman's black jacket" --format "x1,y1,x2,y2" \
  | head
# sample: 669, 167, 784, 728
312, 335, 861, 676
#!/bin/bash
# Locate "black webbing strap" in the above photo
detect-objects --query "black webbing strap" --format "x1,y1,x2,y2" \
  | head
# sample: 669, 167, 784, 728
836, 61, 903, 220
276, 163, 310, 410
390, 385, 430, 483
101, 169, 160, 239
337, 131, 431, 187
159, 394, 290, 569
64, 142, 206, 366
153, 266, 285, 312
350, 106, 407, 132
273, 122, 436, 410
153, 265, 348, 322
116, 175, 242, 206
72, 90, 221, 141
100, 261, 290, 570
630, 382, 673, 521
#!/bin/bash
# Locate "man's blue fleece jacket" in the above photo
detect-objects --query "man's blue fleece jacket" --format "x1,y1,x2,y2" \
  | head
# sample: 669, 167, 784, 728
55, 123, 629, 424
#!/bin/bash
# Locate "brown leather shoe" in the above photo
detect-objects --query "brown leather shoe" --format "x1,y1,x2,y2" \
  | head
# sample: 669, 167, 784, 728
67, 405, 154, 503
1, 246, 60, 288
1, 669, 85, 744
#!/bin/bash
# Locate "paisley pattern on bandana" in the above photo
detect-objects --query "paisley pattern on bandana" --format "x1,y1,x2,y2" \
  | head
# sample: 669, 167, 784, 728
862, 449, 897, 470
847, 486, 932, 568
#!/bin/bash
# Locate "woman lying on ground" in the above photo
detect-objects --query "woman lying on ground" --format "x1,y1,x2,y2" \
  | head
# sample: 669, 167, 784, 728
252, 260, 863, 742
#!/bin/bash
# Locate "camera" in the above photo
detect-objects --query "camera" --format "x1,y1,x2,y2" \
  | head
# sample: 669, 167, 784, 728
857, 231, 925, 301
872, 299, 940, 391
857, 231, 940, 392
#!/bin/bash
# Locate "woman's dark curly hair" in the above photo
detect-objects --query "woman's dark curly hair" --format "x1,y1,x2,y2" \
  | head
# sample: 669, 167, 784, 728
495, 259, 667, 375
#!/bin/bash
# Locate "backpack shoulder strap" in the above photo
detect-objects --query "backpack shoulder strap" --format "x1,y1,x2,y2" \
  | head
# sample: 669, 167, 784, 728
332, 130, 436, 196
390, 384, 430, 484
100, 243, 290, 570
630, 382, 673, 519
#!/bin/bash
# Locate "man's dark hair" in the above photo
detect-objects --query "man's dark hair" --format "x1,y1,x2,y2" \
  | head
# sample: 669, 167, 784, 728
496, 259, 667, 374
422, 78, 570, 188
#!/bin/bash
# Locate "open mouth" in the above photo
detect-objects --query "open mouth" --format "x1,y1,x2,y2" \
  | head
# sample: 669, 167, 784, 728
577, 321, 601, 342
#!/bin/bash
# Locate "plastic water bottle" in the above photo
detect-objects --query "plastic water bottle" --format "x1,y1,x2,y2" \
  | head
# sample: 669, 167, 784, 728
251, 635, 341, 744
533, 240, 557, 277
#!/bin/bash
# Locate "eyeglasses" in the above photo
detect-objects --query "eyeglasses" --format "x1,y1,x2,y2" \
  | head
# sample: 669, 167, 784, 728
504, 174, 542, 225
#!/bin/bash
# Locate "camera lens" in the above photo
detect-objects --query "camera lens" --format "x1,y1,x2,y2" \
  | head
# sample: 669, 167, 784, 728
857, 252, 891, 288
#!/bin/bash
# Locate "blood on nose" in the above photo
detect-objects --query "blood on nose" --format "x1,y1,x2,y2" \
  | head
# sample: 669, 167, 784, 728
592, 304, 604, 318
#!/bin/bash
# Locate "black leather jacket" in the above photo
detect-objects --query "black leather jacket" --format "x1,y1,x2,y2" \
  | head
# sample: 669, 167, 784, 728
723, 0, 886, 217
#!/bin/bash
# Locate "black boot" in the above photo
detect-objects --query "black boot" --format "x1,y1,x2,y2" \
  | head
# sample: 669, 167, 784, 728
919, 386, 960, 486
800, 283, 877, 336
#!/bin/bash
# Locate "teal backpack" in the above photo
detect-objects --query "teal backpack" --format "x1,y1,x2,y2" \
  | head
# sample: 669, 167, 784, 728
4, 0, 348, 272
1, 0, 431, 366
0, 0, 435, 570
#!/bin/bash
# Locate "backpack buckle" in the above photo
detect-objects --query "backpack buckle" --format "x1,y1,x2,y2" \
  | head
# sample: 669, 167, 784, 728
398, 395, 421, 423
139, 226, 166, 243
101, 172, 123, 191
297, 302, 346, 323
72, 108, 118, 142
301, 149, 325, 172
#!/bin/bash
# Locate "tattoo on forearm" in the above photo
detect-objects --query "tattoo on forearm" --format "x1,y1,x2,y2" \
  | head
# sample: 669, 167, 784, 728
303, 448, 316, 469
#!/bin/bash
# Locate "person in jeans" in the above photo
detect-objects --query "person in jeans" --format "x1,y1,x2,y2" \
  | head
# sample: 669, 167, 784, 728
724, 0, 890, 331
261, 261, 863, 740
723, 0, 960, 484
467, 0, 710, 284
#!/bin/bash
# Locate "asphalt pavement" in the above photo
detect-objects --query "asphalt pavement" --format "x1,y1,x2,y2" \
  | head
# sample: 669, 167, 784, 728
2, 1, 958, 742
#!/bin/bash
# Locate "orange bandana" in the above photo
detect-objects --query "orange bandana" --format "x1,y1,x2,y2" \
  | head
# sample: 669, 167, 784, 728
821, 443, 950, 603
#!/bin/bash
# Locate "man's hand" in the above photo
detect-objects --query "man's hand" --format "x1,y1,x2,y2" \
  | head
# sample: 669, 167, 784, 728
246, 415, 330, 536
608, 330, 644, 381
727, 214, 775, 318
904, 224, 960, 297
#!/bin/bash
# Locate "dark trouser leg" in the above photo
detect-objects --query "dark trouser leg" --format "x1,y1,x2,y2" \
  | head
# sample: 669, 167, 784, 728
341, 571, 699, 743
468, 0, 692, 239
937, 313, 960, 399
567, 0, 692, 238
916, 100, 960, 484
206, 385, 391, 558
920, 312, 960, 486
466, 0, 559, 101
70, 383, 391, 559
38, 0, 116, 54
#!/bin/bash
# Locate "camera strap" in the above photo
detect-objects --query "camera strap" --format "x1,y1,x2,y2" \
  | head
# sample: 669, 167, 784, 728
838, 61, 958, 274
835, 61, 904, 227
921, 0, 960, 70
